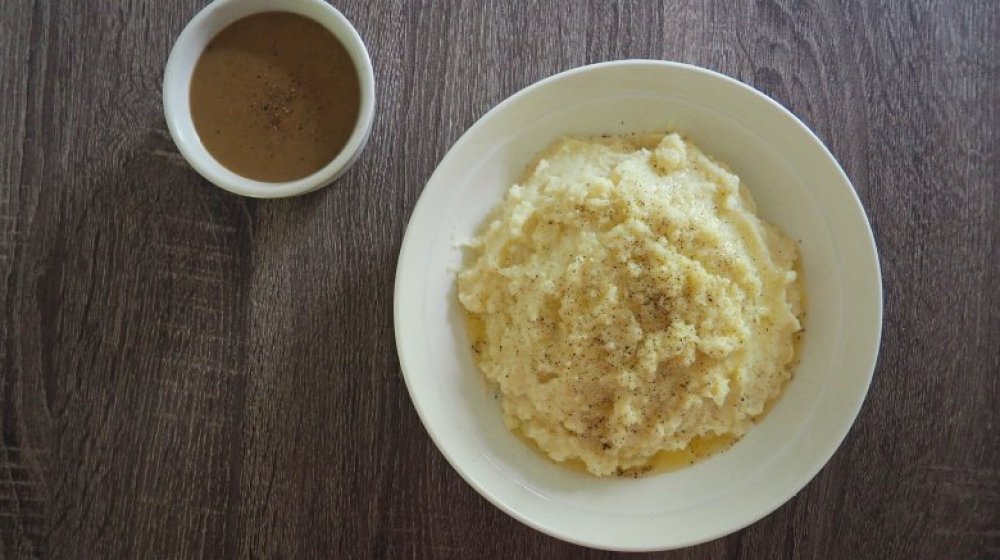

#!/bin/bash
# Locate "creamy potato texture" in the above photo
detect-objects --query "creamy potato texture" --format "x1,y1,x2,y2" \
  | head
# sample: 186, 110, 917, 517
457, 133, 803, 476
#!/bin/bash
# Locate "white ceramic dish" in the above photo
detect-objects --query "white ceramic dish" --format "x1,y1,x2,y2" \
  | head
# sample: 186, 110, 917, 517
394, 60, 882, 551
162, 0, 375, 198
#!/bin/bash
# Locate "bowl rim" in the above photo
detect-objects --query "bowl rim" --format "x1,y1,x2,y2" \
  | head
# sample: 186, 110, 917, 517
394, 59, 883, 551
162, 0, 376, 198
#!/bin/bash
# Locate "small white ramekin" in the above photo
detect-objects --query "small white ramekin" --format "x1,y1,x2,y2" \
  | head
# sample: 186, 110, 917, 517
163, 0, 375, 198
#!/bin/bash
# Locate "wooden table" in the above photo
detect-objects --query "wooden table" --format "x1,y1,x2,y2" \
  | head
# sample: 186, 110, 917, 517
1, 1, 996, 558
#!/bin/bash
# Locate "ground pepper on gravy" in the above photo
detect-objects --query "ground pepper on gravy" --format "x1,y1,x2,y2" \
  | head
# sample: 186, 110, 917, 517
190, 12, 360, 182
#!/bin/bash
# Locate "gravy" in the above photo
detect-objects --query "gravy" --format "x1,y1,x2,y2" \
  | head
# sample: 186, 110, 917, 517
190, 12, 360, 182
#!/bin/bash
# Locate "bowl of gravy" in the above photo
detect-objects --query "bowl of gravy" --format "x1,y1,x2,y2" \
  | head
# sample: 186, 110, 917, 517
164, 0, 375, 197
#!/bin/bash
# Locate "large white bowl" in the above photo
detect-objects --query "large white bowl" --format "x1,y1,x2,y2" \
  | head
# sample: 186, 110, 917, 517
394, 60, 882, 551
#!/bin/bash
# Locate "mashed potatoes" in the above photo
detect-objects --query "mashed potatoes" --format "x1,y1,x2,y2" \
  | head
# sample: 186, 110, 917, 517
457, 133, 803, 476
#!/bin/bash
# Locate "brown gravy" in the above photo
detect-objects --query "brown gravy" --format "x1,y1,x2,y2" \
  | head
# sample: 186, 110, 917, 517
189, 12, 360, 182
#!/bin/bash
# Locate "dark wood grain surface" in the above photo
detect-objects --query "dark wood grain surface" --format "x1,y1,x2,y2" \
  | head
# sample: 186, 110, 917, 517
1, 1, 997, 558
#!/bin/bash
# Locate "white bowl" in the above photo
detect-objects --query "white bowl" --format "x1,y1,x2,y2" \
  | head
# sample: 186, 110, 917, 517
394, 61, 882, 551
162, 0, 375, 198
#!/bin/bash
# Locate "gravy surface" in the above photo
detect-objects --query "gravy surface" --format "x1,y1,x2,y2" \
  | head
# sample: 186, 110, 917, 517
190, 12, 360, 182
